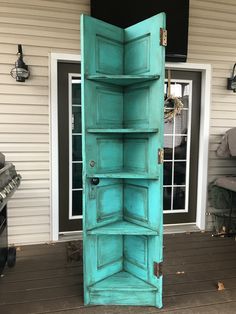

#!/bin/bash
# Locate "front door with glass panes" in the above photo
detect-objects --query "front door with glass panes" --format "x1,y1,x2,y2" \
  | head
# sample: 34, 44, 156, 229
58, 62, 83, 233
163, 70, 201, 224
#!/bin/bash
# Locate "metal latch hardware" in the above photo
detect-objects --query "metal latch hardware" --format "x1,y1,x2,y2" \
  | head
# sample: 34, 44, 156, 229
89, 160, 95, 168
154, 262, 163, 278
158, 148, 164, 164
160, 28, 167, 46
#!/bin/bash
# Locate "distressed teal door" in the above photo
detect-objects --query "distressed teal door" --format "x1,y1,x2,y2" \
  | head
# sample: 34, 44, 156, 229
81, 13, 166, 307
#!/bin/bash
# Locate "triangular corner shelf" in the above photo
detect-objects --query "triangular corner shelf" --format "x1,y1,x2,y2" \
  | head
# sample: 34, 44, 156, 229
86, 74, 160, 86
87, 220, 159, 235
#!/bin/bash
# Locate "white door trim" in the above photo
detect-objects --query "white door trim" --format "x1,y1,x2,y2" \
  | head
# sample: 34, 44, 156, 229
50, 53, 81, 241
165, 62, 212, 230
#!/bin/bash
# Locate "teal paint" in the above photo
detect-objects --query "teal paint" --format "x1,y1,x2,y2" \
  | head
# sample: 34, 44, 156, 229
81, 13, 165, 308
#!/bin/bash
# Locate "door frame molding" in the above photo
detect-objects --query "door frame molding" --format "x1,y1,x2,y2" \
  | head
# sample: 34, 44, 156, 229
50, 53, 81, 241
50, 58, 211, 241
165, 62, 211, 230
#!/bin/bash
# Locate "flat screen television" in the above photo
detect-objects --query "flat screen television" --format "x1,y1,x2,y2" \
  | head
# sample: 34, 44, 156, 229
90, 0, 189, 62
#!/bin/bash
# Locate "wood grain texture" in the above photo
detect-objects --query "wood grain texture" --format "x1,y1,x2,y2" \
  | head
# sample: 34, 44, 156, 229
1, 233, 236, 313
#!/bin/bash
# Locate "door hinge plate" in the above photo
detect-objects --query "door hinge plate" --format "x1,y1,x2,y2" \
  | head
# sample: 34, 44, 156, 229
160, 28, 167, 46
158, 148, 164, 164
154, 262, 163, 278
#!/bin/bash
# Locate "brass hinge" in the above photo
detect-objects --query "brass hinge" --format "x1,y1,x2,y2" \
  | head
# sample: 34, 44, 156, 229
160, 28, 167, 46
158, 148, 164, 164
154, 262, 163, 278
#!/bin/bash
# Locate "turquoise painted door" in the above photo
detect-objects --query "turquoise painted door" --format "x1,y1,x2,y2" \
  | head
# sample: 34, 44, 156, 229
81, 13, 166, 307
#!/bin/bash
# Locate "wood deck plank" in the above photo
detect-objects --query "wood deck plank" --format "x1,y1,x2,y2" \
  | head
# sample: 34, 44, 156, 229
0, 296, 84, 314
0, 266, 82, 283
164, 267, 236, 285
0, 284, 83, 305
15, 243, 67, 256
164, 258, 236, 274
0, 232, 236, 313
165, 250, 236, 266
1, 274, 83, 292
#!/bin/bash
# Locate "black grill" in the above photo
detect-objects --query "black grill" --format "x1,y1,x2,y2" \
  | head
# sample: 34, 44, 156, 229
0, 153, 21, 274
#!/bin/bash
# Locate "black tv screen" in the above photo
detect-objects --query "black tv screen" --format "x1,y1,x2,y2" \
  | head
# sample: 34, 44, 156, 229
90, 0, 189, 62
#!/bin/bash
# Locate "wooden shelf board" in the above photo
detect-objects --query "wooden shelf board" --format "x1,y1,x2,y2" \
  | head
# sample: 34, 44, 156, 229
87, 128, 159, 133
87, 172, 159, 179
86, 74, 160, 85
87, 220, 158, 235
89, 271, 157, 292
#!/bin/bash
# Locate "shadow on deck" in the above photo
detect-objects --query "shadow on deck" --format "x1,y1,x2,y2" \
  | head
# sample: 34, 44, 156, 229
1, 232, 236, 313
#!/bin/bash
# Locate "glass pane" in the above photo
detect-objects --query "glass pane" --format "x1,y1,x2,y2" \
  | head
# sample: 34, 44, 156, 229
72, 106, 81, 133
72, 190, 82, 216
164, 162, 172, 185
173, 187, 185, 210
164, 82, 167, 98
182, 95, 189, 108
164, 136, 173, 160
72, 83, 81, 105
174, 162, 186, 185
163, 187, 171, 211
175, 109, 188, 134
73, 163, 82, 189
164, 119, 174, 134
174, 136, 187, 160
170, 83, 182, 97
72, 135, 82, 161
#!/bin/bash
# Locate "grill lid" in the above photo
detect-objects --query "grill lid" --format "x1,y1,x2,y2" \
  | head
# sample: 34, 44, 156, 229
0, 155, 21, 212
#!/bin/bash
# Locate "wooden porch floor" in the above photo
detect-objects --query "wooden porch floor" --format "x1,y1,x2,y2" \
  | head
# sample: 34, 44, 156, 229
1, 232, 236, 313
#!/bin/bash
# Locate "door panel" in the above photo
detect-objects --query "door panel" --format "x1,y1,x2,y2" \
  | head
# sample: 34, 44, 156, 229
124, 85, 150, 127
86, 178, 123, 230
81, 13, 165, 307
86, 81, 123, 129
86, 134, 123, 175
82, 16, 124, 75
125, 14, 164, 75
124, 138, 149, 173
124, 235, 148, 280
124, 179, 162, 231
86, 234, 123, 286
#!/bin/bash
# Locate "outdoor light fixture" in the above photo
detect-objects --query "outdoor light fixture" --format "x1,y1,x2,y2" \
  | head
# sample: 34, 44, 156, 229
227, 63, 236, 92
10, 44, 30, 82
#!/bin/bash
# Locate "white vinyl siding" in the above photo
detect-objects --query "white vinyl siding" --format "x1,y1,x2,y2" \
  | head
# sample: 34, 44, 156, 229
0, 0, 89, 244
188, 0, 236, 229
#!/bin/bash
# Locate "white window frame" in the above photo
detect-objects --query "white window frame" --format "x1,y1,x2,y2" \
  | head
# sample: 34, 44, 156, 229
164, 79, 192, 214
68, 74, 83, 220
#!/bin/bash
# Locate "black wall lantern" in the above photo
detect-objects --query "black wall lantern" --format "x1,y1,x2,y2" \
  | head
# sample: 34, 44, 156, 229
227, 63, 236, 92
10, 44, 30, 82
